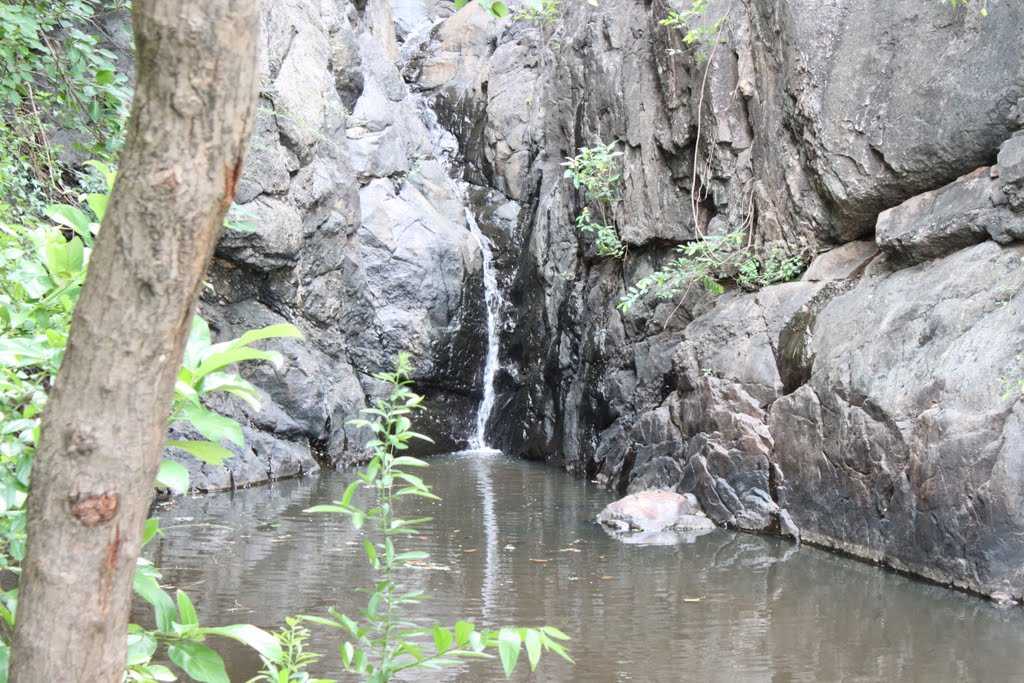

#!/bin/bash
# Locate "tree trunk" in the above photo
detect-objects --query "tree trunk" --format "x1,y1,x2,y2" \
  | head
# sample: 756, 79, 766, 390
10, 2, 259, 680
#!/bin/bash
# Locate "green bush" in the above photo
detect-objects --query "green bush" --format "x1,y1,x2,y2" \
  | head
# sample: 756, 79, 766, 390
563, 142, 626, 259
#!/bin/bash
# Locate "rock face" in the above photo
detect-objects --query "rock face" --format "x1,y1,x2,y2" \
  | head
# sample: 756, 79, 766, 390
138, 0, 1024, 598
163, 0, 520, 490
421, 0, 1024, 599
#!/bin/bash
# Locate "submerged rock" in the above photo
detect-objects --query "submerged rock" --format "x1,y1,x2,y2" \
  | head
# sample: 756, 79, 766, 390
597, 490, 717, 542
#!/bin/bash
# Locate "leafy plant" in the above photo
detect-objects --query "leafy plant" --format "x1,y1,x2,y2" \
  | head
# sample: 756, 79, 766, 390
658, 0, 725, 63
128, 522, 283, 683
563, 142, 626, 259
617, 233, 804, 312
575, 208, 625, 258
247, 617, 331, 683
0, 165, 304, 681
516, 0, 560, 25
453, 0, 512, 19
736, 247, 804, 291
297, 353, 572, 681
0, 1, 132, 211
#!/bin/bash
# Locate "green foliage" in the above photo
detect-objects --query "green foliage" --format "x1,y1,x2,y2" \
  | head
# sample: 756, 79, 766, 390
562, 142, 622, 204
247, 617, 332, 683
563, 142, 626, 259
659, 0, 725, 63
0, 1, 131, 213
453, 0, 511, 19
289, 354, 571, 682
0, 171, 303, 681
575, 208, 625, 258
617, 232, 805, 312
129, 527, 282, 683
736, 246, 804, 291
516, 0, 560, 25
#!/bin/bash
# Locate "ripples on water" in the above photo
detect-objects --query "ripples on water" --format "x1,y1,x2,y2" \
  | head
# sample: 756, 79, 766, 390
142, 452, 1024, 682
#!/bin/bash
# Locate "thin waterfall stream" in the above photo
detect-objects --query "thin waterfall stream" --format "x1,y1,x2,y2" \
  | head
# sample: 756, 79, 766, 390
465, 208, 501, 451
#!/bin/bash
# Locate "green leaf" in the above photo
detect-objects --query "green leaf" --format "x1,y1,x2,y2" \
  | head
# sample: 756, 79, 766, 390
155, 460, 189, 494
132, 568, 176, 633
176, 404, 244, 447
524, 629, 542, 670
455, 620, 475, 647
303, 504, 348, 514
363, 539, 378, 567
44, 205, 91, 241
176, 590, 198, 627
433, 626, 453, 654
541, 626, 570, 640
391, 456, 429, 468
340, 479, 361, 507
145, 664, 177, 681
125, 629, 158, 666
184, 316, 213, 369
227, 323, 303, 350
489, 0, 510, 17
201, 624, 283, 661
141, 518, 161, 547
166, 440, 234, 466
498, 628, 521, 677
193, 347, 282, 381
167, 642, 229, 683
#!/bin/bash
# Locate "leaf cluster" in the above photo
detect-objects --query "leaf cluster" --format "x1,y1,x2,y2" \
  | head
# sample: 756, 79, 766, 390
617, 232, 805, 312
659, 0, 725, 64
0, 1, 131, 213
563, 142, 626, 260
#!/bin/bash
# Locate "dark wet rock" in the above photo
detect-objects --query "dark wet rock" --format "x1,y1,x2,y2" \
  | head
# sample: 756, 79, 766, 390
769, 241, 1024, 597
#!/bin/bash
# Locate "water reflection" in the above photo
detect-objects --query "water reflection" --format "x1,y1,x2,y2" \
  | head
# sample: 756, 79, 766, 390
142, 453, 1024, 682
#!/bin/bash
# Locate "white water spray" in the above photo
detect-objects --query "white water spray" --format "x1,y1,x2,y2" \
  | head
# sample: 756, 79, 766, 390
466, 209, 501, 451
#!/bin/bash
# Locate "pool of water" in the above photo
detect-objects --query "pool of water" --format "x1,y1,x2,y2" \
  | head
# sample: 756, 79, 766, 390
142, 452, 1024, 681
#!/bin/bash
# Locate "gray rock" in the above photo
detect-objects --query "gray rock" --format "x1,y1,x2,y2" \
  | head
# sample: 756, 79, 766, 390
998, 131, 1024, 212
597, 490, 716, 539
876, 167, 1023, 263
801, 241, 880, 282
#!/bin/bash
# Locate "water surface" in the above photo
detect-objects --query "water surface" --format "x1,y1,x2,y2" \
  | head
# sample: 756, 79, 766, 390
144, 452, 1024, 681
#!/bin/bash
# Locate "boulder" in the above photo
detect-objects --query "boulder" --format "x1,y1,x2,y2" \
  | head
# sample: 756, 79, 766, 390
876, 167, 1024, 264
597, 490, 717, 536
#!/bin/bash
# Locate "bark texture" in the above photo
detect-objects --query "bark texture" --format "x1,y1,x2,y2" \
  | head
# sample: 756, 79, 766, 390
9, 1, 259, 680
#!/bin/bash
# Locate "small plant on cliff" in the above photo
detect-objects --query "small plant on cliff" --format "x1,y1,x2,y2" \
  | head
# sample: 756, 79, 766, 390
616, 233, 804, 312
658, 0, 725, 63
563, 142, 626, 258
516, 0, 560, 25
287, 353, 572, 682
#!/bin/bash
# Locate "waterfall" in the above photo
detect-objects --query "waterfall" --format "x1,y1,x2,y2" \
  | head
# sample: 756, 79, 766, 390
466, 209, 501, 451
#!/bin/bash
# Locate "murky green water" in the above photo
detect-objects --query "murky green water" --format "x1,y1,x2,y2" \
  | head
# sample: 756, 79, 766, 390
142, 452, 1024, 681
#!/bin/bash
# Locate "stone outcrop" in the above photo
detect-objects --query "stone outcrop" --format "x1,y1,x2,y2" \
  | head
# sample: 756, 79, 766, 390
432, 0, 1024, 599
138, 0, 1024, 599
166, 0, 517, 489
